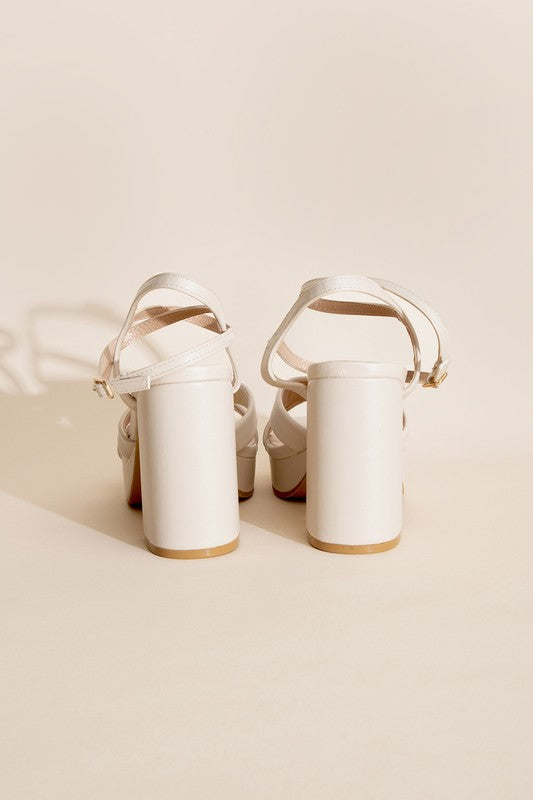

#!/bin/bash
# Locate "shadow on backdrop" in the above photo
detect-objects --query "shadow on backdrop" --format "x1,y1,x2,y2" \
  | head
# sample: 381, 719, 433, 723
0, 305, 145, 550
0, 304, 309, 552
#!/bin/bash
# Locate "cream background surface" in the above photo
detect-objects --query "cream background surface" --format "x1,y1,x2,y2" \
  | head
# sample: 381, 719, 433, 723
1, 2, 532, 798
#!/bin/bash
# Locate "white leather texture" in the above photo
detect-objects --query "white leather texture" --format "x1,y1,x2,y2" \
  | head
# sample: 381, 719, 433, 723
261, 275, 423, 399
95, 273, 258, 552
117, 380, 258, 502
137, 369, 240, 551
307, 361, 406, 546
262, 276, 449, 548
261, 274, 450, 398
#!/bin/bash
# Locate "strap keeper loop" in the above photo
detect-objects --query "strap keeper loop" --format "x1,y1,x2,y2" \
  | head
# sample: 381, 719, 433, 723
93, 377, 114, 399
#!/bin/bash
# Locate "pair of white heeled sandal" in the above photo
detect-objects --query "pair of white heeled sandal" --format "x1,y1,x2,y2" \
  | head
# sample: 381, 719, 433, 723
93, 273, 449, 558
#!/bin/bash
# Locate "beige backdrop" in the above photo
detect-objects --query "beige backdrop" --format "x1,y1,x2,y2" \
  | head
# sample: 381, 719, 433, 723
1, 2, 532, 798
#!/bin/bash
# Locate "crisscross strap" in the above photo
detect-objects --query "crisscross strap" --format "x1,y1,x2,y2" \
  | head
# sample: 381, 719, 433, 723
233, 384, 258, 451
93, 274, 238, 406
263, 388, 307, 453
261, 276, 424, 399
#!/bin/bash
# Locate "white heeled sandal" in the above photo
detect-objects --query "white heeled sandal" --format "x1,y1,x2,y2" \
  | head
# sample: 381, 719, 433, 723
261, 276, 449, 554
93, 273, 258, 559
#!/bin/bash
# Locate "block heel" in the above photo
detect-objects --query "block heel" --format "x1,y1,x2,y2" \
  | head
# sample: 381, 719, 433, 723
137, 367, 239, 558
262, 275, 449, 553
306, 361, 405, 552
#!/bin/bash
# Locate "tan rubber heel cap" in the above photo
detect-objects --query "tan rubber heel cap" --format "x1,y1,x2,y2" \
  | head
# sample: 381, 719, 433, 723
145, 536, 239, 559
308, 532, 400, 554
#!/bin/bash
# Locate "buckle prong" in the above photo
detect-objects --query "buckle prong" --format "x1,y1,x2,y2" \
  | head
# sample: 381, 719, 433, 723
422, 371, 448, 389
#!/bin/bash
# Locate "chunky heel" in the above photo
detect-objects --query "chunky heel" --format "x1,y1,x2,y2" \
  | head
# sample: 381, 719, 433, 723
306, 361, 405, 553
137, 367, 239, 558
262, 275, 449, 553
93, 273, 257, 558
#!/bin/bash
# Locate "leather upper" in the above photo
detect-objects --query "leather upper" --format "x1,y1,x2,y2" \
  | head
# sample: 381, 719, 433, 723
94, 273, 240, 405
93, 272, 257, 459
262, 275, 450, 460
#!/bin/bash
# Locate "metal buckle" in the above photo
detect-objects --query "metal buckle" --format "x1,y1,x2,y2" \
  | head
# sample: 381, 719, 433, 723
93, 377, 114, 399
422, 371, 448, 389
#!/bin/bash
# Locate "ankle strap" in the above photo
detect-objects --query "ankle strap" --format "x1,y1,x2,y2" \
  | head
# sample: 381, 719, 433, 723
261, 275, 445, 399
93, 273, 238, 406
371, 278, 449, 387
283, 278, 449, 388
